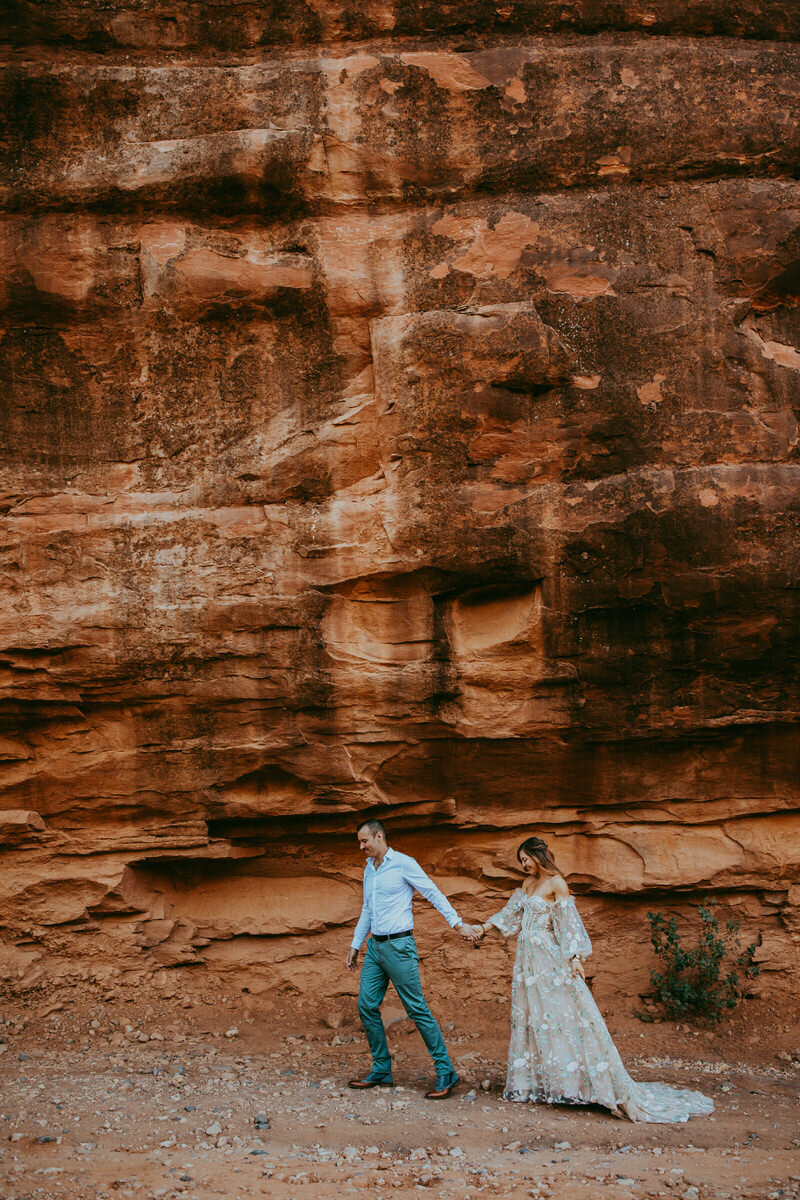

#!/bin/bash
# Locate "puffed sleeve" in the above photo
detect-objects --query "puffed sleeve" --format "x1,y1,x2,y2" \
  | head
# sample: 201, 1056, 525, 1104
552, 895, 592, 960
484, 889, 525, 938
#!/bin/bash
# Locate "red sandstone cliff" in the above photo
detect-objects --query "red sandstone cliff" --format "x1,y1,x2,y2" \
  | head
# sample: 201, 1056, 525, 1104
1, 2, 798, 1006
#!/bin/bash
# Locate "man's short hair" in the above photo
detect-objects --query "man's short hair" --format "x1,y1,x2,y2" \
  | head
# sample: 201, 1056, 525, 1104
356, 818, 386, 839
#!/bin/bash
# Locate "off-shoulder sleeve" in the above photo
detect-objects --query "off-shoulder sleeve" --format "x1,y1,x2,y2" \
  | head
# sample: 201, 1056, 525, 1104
485, 890, 525, 938
552, 895, 592, 960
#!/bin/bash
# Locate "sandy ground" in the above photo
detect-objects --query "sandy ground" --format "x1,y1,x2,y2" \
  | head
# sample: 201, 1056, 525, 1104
1, 980, 799, 1200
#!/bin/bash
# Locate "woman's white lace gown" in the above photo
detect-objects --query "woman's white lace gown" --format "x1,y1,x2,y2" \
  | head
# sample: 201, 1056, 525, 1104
486, 890, 714, 1123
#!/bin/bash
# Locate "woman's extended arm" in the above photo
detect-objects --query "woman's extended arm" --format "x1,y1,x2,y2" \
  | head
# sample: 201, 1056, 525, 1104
474, 890, 525, 940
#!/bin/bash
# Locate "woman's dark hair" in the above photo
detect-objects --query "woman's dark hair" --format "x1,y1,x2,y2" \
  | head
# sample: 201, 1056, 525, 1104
517, 836, 560, 876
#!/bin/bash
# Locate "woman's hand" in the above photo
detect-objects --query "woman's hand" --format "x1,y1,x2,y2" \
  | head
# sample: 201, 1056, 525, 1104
570, 957, 585, 980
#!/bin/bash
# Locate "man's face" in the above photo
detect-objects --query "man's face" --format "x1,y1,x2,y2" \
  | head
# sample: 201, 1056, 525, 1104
357, 825, 383, 858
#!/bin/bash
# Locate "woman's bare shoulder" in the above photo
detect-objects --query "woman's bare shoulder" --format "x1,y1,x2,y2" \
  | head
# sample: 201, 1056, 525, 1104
550, 874, 570, 899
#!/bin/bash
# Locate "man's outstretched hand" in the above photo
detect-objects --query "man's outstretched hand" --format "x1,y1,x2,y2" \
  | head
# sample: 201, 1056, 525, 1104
457, 923, 482, 943
346, 947, 359, 971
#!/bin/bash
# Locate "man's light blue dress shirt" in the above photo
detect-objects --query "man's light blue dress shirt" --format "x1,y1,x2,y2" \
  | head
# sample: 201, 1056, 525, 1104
351, 846, 462, 950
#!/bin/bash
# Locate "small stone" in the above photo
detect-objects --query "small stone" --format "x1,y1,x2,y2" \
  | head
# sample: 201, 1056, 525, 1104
205, 1122, 222, 1136
224, 1027, 239, 1038
504, 1141, 521, 1151
554, 1141, 572, 1150
480, 1079, 491, 1091
463, 1089, 477, 1101
449, 1146, 464, 1157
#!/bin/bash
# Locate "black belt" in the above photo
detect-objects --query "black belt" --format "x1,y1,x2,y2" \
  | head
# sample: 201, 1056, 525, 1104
372, 929, 413, 942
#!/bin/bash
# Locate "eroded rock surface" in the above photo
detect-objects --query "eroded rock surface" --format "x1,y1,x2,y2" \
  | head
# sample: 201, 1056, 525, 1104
1, 2, 799, 1004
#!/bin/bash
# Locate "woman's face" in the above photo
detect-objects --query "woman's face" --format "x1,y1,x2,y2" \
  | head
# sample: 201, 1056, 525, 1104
518, 849, 538, 875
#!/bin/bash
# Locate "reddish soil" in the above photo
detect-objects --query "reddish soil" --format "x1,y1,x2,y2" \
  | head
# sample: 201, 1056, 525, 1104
1, 981, 798, 1200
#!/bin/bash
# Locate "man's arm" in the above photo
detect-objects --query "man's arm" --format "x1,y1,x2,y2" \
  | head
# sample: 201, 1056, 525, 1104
402, 856, 480, 940
346, 870, 372, 970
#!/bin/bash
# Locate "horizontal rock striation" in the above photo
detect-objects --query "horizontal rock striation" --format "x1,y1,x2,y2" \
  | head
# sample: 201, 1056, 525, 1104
4, 1, 800, 50
1, 2, 798, 1004
4, 41, 800, 213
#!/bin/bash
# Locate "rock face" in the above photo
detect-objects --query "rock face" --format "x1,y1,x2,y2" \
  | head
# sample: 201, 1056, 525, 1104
1, 3, 799, 1005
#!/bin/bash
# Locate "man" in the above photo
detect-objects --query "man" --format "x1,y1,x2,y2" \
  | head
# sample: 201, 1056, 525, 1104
345, 818, 480, 1099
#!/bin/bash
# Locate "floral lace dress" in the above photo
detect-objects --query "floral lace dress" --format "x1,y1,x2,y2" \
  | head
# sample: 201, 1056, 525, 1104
486, 889, 714, 1123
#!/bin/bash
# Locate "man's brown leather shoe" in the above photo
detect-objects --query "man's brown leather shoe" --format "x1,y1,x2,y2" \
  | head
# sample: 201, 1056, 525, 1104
425, 1070, 459, 1099
348, 1073, 393, 1089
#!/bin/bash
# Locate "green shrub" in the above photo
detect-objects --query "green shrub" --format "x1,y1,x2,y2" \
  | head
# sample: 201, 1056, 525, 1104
644, 900, 760, 1023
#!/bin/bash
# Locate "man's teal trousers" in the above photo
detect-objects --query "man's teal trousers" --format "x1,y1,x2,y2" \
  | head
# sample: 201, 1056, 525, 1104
357, 935, 454, 1076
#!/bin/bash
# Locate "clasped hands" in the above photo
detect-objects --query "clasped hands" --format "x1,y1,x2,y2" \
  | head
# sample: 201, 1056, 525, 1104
457, 922, 483, 944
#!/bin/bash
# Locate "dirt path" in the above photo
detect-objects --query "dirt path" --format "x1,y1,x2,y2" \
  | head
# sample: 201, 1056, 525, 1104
1, 986, 798, 1200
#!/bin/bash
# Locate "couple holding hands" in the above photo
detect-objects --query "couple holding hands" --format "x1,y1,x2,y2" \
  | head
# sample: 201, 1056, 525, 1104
345, 820, 713, 1123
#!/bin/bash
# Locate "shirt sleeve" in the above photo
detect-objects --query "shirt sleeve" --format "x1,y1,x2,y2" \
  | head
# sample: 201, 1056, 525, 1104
552, 895, 592, 961
351, 868, 372, 950
485, 890, 525, 938
401, 856, 462, 928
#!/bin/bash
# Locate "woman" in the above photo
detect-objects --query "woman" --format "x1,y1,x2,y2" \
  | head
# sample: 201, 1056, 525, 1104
473, 836, 714, 1123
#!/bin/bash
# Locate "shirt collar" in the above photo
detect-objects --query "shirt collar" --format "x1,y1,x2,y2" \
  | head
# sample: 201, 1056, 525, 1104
368, 846, 394, 868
